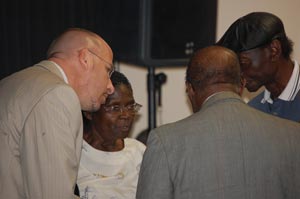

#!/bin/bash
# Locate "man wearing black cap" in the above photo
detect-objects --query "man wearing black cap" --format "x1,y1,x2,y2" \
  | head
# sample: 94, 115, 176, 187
217, 12, 300, 122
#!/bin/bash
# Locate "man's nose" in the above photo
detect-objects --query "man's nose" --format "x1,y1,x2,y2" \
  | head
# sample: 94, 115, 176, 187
107, 78, 114, 94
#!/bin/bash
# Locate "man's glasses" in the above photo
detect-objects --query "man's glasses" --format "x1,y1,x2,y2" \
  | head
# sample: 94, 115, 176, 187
88, 49, 114, 77
103, 103, 142, 114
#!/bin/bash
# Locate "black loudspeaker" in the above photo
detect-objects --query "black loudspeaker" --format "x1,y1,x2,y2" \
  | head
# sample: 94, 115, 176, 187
99, 0, 217, 67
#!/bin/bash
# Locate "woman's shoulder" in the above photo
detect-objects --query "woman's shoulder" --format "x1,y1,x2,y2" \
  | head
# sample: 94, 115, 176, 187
124, 138, 146, 154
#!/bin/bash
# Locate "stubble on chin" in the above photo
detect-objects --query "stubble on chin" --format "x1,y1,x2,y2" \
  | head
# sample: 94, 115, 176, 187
89, 100, 101, 112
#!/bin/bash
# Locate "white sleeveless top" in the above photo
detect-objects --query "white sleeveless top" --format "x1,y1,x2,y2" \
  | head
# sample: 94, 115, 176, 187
77, 138, 146, 199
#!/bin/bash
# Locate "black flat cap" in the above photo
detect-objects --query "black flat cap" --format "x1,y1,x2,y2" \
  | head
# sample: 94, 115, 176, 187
216, 12, 287, 52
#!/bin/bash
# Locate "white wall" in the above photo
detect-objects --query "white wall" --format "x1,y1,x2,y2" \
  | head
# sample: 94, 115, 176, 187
119, 0, 300, 138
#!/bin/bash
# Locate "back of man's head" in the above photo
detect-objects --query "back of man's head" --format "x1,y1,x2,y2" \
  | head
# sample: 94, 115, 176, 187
216, 12, 293, 59
185, 46, 241, 112
186, 45, 241, 92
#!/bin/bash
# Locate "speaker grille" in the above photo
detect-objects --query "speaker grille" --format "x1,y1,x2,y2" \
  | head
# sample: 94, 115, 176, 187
99, 0, 217, 67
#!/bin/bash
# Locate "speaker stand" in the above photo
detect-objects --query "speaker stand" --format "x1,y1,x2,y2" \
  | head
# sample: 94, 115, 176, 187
147, 66, 157, 131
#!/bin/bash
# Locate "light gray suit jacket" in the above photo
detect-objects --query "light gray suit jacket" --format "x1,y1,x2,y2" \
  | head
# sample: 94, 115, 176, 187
0, 61, 83, 199
136, 92, 300, 199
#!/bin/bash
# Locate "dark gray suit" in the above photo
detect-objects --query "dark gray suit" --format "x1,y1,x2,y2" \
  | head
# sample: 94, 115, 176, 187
136, 92, 300, 199
0, 61, 82, 198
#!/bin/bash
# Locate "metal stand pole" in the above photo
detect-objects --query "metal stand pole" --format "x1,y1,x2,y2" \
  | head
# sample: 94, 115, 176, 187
147, 66, 156, 131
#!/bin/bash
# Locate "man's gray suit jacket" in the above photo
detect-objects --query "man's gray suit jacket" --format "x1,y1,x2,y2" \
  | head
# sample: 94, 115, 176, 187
136, 91, 300, 199
0, 61, 83, 199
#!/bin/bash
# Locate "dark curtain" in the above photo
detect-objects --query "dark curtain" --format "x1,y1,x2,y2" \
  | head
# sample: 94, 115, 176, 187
0, 0, 108, 80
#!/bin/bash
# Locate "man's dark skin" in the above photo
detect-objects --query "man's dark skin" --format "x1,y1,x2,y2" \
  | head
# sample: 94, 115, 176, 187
239, 39, 294, 99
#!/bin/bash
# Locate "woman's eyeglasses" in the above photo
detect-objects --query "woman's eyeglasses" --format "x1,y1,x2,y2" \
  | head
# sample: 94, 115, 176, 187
103, 103, 142, 114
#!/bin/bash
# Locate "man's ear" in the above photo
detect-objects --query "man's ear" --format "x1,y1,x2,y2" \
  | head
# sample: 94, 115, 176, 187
269, 39, 282, 61
186, 81, 202, 113
186, 81, 195, 98
78, 48, 93, 70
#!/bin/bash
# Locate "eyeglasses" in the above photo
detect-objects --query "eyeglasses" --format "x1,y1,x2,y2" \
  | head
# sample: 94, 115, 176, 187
103, 103, 142, 114
88, 49, 114, 77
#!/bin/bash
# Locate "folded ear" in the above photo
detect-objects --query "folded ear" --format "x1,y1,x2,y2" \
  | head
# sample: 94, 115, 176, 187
185, 81, 195, 97
186, 81, 197, 108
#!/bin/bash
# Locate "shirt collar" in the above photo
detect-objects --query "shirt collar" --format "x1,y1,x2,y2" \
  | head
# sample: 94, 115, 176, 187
50, 61, 69, 84
261, 60, 300, 104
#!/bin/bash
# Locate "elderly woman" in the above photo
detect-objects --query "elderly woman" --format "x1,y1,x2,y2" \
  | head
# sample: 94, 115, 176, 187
77, 71, 145, 199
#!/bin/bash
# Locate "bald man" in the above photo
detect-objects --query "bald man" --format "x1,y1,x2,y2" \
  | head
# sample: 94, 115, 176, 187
136, 46, 300, 199
0, 28, 114, 198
